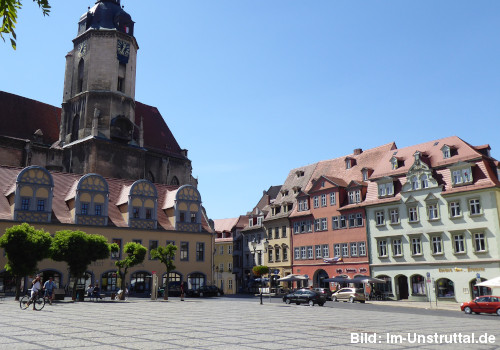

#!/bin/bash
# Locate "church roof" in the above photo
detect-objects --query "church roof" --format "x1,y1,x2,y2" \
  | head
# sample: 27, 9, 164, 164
0, 91, 187, 159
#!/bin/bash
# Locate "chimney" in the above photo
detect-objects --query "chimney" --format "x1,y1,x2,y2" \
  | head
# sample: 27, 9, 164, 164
354, 148, 363, 155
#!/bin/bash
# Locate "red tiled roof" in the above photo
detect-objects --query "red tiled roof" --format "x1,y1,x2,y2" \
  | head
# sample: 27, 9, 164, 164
0, 165, 211, 232
0, 91, 186, 159
213, 218, 239, 233
0, 91, 61, 145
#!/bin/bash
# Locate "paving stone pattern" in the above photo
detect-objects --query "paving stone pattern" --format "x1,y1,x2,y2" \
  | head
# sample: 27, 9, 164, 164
0, 298, 499, 349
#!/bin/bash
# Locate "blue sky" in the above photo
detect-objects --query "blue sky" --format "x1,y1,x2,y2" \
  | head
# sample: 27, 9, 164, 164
1, 1, 499, 220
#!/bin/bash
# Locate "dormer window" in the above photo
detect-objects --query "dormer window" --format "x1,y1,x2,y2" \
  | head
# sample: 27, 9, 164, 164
362, 169, 368, 181
450, 163, 473, 187
378, 180, 394, 198
348, 190, 361, 204
249, 218, 253, 227
14, 166, 54, 223
421, 174, 428, 189
390, 157, 399, 170
257, 216, 263, 226
296, 170, 305, 178
174, 185, 202, 232
128, 179, 158, 229
411, 176, 418, 190
345, 158, 355, 169
441, 144, 456, 159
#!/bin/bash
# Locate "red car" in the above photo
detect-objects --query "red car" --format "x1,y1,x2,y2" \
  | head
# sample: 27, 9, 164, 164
461, 296, 500, 315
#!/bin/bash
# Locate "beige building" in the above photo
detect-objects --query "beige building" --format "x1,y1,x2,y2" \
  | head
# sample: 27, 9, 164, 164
0, 165, 213, 296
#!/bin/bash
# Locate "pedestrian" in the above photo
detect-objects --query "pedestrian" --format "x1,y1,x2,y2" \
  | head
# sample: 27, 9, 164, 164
86, 284, 94, 300
43, 277, 56, 305
92, 283, 102, 301
28, 274, 42, 310
180, 282, 185, 301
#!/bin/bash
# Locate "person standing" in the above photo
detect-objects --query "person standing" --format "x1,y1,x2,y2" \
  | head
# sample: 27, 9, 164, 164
28, 275, 42, 310
43, 277, 56, 305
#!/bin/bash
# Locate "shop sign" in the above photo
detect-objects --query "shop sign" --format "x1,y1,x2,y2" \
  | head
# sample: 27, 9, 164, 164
438, 267, 486, 273
346, 268, 357, 273
359, 268, 367, 273
336, 268, 343, 274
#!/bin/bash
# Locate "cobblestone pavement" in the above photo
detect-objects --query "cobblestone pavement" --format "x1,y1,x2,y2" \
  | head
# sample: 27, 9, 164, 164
1, 296, 499, 349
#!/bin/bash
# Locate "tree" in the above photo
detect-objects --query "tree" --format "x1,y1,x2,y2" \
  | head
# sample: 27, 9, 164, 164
0, 223, 52, 300
50, 230, 114, 300
1, 0, 51, 49
150, 244, 177, 300
115, 242, 147, 299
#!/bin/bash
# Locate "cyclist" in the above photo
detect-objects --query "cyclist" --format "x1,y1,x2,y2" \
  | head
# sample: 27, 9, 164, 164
43, 277, 56, 305
27, 274, 42, 310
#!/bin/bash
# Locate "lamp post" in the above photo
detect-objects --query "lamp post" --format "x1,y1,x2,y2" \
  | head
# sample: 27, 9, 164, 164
251, 237, 269, 305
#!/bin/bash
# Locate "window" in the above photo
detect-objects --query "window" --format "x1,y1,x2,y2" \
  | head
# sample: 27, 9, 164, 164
469, 199, 481, 215
145, 208, 152, 220
228, 279, 233, 290
442, 146, 450, 159
348, 190, 361, 204
453, 234, 465, 254
36, 199, 45, 212
451, 167, 472, 186
378, 183, 394, 197
421, 174, 428, 189
341, 243, 349, 257
283, 247, 288, 261
355, 190, 361, 203
330, 192, 336, 205
293, 222, 299, 234
132, 207, 140, 218
314, 219, 321, 231
306, 221, 312, 232
313, 196, 319, 208
348, 191, 355, 204
228, 245, 232, 255
411, 176, 418, 190
431, 236, 442, 255
282, 226, 287, 238
389, 209, 399, 224
356, 213, 363, 227
321, 218, 327, 231
196, 242, 205, 261
95, 204, 102, 216
322, 244, 329, 258
117, 63, 126, 92
411, 275, 426, 295
268, 249, 273, 262
408, 207, 419, 222
219, 263, 224, 272
473, 232, 486, 252
219, 246, 224, 255
301, 247, 306, 259
111, 238, 122, 259
294, 247, 300, 260
348, 214, 355, 228
346, 159, 352, 169
315, 245, 322, 259
358, 242, 366, 256
149, 240, 158, 260
376, 211, 385, 226
81, 203, 89, 215
180, 242, 189, 261
274, 227, 279, 239
321, 194, 327, 207
362, 169, 368, 181
190, 212, 196, 223
427, 204, 439, 220
350, 243, 357, 257
21, 198, 30, 210
307, 246, 313, 259
257, 217, 263, 226
340, 216, 347, 228
411, 237, 422, 256
332, 217, 339, 230
275, 247, 280, 261
392, 239, 402, 256
248, 218, 253, 227
298, 199, 308, 211
332, 244, 340, 258
378, 240, 387, 257
450, 201, 461, 218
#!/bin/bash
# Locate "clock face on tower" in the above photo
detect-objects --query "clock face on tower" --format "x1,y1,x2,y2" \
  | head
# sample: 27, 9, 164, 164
77, 41, 87, 57
117, 39, 130, 63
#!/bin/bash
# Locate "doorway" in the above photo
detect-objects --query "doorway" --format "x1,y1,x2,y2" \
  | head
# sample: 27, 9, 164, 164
397, 275, 409, 299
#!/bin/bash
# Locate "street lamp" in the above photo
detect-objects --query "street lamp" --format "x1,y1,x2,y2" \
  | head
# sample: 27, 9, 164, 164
251, 237, 269, 305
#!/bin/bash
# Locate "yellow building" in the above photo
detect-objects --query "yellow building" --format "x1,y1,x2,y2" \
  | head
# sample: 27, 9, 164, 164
214, 218, 241, 295
0, 165, 214, 296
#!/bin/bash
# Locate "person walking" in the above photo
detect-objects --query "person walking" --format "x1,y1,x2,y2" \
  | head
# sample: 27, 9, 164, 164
43, 277, 56, 305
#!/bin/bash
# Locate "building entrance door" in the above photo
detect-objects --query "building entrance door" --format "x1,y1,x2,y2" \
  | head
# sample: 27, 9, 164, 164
397, 275, 409, 299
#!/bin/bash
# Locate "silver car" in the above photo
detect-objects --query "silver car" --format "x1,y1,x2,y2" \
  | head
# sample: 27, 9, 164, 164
332, 288, 365, 303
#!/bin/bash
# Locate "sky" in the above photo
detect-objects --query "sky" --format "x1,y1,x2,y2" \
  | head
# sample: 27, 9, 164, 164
1, 1, 500, 220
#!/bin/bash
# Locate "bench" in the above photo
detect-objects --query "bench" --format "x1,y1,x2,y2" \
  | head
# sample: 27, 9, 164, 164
86, 293, 105, 301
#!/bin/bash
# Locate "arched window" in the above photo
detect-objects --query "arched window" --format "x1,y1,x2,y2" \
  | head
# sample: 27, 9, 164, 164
71, 115, 80, 142
14, 166, 53, 223
436, 278, 455, 299
410, 274, 426, 295
78, 58, 85, 93
421, 174, 428, 189
411, 176, 418, 190
128, 179, 158, 229
130, 271, 151, 295
188, 273, 205, 290
170, 176, 179, 186
75, 174, 109, 226
101, 271, 119, 292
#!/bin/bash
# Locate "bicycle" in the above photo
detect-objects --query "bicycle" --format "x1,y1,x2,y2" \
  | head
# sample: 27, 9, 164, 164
20, 289, 46, 311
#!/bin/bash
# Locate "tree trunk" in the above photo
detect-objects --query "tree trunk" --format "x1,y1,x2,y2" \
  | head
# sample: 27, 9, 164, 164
15, 275, 22, 301
164, 274, 170, 300
119, 269, 127, 300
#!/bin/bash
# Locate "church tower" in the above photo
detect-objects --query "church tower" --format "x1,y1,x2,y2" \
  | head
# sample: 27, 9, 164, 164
60, 0, 137, 145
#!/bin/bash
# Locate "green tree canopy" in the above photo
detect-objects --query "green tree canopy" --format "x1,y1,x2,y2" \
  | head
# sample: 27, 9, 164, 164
0, 223, 52, 299
50, 230, 113, 299
150, 244, 177, 300
252, 265, 269, 277
1, 0, 51, 49
115, 242, 147, 298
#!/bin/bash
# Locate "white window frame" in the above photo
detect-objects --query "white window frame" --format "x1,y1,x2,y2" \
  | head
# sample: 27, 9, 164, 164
389, 208, 399, 224
453, 234, 466, 254
315, 245, 322, 259
411, 237, 422, 256
392, 238, 402, 257
307, 246, 314, 259
473, 232, 487, 253
322, 244, 329, 258
378, 240, 388, 258
301, 246, 307, 259
313, 196, 319, 208
321, 218, 328, 231
330, 192, 336, 205
334, 244, 341, 257
341, 243, 349, 257
450, 201, 461, 218
356, 213, 363, 227
427, 203, 439, 221
332, 216, 339, 230
321, 194, 327, 207
350, 242, 358, 257
431, 235, 443, 255
375, 211, 385, 226
469, 198, 481, 216
358, 242, 366, 256
408, 206, 419, 223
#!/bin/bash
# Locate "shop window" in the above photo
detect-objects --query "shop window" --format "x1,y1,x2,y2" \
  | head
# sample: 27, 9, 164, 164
436, 278, 455, 299
411, 275, 426, 295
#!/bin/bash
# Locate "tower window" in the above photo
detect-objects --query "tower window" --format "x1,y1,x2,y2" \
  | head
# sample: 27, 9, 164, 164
117, 63, 126, 92
78, 58, 85, 93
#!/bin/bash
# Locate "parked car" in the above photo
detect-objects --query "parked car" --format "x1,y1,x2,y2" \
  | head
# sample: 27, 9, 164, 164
188, 285, 224, 297
461, 296, 500, 315
332, 288, 365, 303
313, 287, 333, 301
282, 289, 327, 306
